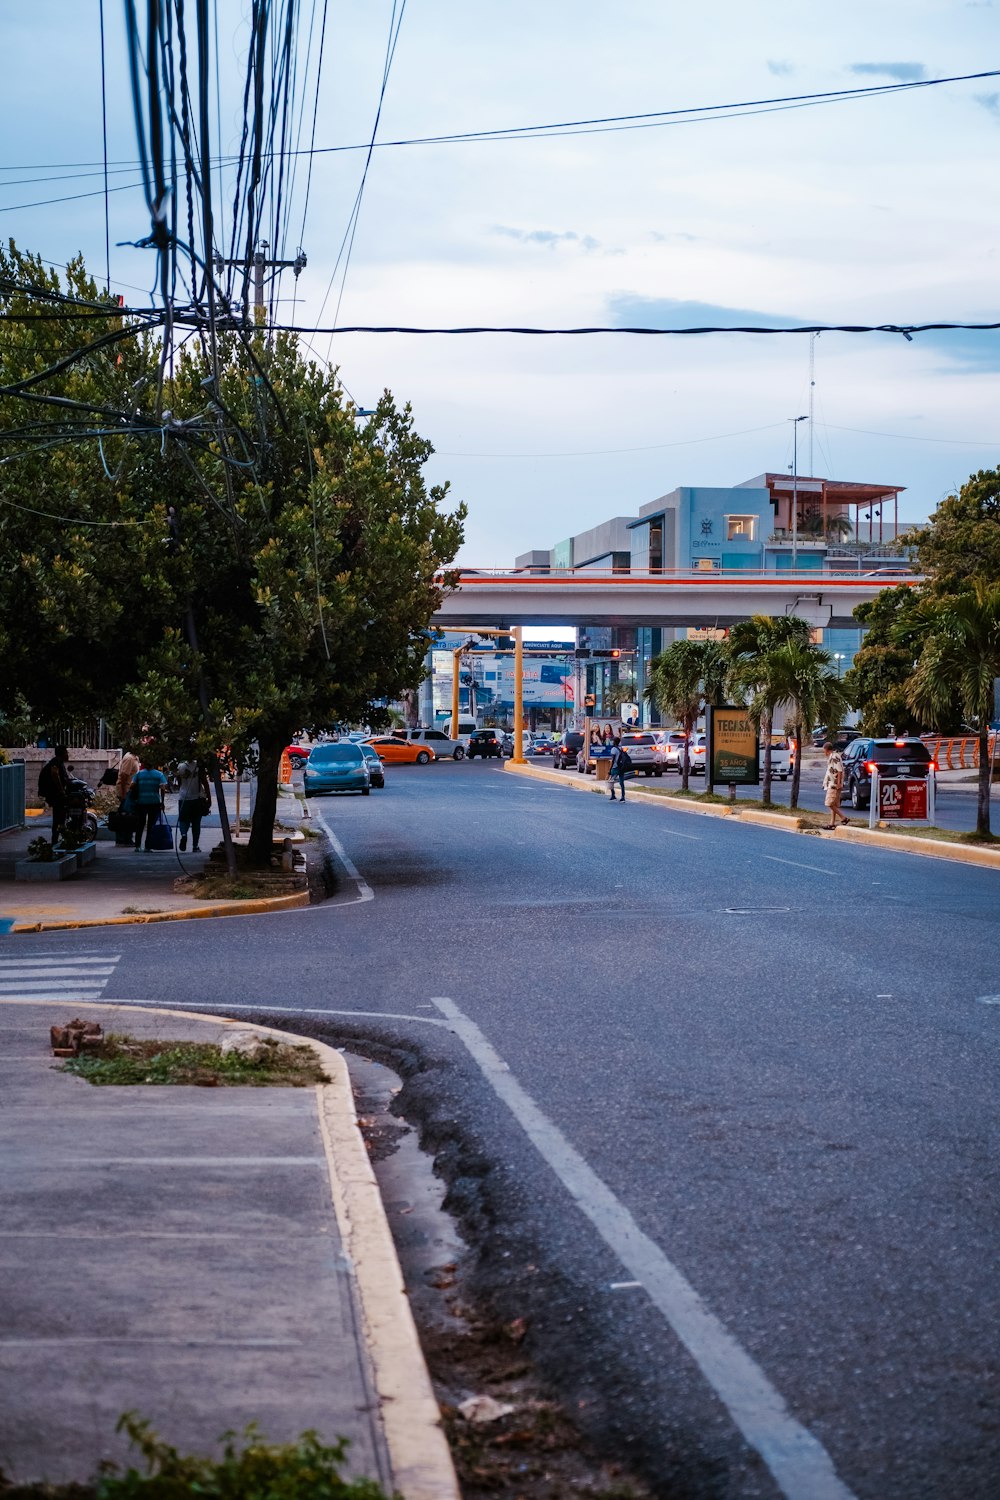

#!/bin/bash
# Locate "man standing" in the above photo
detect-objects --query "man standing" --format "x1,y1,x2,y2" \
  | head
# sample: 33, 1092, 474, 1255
38, 745, 71, 843
175, 757, 211, 853
822, 741, 849, 828
116, 746, 140, 805
608, 740, 631, 802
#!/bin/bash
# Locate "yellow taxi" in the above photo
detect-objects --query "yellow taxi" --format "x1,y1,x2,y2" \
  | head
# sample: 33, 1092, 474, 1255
364, 736, 437, 765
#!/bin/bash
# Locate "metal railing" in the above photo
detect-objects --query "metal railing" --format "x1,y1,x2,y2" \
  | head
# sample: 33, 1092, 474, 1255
0, 761, 26, 833
443, 565, 922, 582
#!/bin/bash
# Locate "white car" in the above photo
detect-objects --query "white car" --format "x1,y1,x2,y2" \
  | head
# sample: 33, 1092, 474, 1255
392, 728, 467, 760
655, 730, 690, 771
617, 731, 667, 777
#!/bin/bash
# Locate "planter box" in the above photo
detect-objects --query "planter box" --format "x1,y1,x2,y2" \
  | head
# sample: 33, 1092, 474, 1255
15, 853, 80, 882
59, 842, 97, 868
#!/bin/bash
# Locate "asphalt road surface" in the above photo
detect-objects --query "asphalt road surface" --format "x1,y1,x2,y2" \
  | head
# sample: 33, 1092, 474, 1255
6, 760, 998, 1499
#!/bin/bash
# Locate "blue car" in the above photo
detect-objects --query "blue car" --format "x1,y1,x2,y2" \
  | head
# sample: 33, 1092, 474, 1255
304, 743, 371, 796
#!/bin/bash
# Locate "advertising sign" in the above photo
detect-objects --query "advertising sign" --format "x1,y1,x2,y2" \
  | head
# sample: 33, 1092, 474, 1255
707, 706, 760, 787
872, 773, 932, 826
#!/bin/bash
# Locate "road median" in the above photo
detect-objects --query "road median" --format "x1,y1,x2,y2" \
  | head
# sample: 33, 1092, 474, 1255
503, 760, 1000, 869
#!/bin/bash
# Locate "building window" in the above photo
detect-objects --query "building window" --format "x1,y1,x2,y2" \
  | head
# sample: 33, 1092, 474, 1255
725, 514, 757, 541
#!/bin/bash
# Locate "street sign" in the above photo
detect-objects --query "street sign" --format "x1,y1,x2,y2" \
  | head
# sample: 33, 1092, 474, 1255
707, 706, 760, 788
870, 771, 934, 828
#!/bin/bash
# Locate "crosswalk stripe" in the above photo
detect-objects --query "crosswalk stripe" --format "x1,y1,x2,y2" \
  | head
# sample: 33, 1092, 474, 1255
0, 952, 121, 1003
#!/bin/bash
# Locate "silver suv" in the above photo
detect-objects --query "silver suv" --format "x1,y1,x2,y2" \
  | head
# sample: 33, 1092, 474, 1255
392, 728, 466, 760
618, 731, 667, 777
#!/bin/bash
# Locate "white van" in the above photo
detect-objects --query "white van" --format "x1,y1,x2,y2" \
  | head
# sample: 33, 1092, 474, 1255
763, 736, 791, 780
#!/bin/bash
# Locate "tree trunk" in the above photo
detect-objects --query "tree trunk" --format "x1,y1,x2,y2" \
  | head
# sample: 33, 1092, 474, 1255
977, 724, 992, 837
681, 714, 692, 792
790, 720, 803, 809
761, 708, 773, 805
208, 756, 237, 878
402, 687, 419, 729
248, 731, 288, 868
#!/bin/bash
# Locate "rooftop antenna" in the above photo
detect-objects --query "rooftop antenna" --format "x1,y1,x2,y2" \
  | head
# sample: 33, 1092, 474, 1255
808, 332, 818, 476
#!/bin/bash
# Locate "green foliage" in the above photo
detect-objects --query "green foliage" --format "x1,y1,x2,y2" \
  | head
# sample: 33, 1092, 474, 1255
644, 638, 727, 789
906, 467, 1000, 589
844, 587, 933, 735
25, 836, 56, 863
53, 1415, 399, 1498
724, 614, 814, 801
60, 1035, 328, 1088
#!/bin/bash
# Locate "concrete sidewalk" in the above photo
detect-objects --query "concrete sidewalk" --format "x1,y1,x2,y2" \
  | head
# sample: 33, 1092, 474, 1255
0, 786, 310, 931
0, 1001, 457, 1499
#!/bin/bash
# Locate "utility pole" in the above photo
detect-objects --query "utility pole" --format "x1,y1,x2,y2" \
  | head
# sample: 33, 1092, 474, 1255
790, 414, 808, 569
214, 241, 307, 321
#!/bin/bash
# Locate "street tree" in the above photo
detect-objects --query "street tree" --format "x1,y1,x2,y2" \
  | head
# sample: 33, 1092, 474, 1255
906, 467, 1000, 590
724, 614, 812, 804
907, 584, 1000, 837
760, 641, 848, 808
843, 587, 933, 736
643, 638, 727, 791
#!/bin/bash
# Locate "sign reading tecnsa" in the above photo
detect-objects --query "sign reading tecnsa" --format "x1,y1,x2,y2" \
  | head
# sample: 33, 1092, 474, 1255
708, 706, 760, 786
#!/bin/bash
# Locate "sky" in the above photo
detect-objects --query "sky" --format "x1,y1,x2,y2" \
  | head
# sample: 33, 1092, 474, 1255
3, 1, 1000, 568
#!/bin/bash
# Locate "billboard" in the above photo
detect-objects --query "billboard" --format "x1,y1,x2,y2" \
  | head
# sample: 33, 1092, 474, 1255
708, 706, 760, 786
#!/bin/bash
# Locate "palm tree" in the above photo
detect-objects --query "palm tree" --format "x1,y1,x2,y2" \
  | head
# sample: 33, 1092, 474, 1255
759, 640, 849, 808
644, 638, 727, 791
725, 614, 812, 804
906, 583, 1000, 836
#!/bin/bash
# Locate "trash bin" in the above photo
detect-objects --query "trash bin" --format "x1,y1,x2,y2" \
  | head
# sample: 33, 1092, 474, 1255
595, 755, 611, 782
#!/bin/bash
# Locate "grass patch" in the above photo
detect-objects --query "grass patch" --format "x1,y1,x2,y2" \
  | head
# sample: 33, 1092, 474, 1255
862, 822, 1000, 846
120, 906, 164, 916
59, 1032, 328, 1088
0, 1415, 396, 1497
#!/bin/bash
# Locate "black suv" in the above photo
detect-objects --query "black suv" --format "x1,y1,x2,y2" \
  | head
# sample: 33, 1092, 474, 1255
840, 737, 934, 809
553, 731, 585, 769
467, 728, 505, 760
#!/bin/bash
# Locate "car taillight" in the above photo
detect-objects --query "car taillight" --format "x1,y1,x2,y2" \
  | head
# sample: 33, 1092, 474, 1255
894, 738, 907, 747
928, 760, 937, 772
865, 761, 877, 773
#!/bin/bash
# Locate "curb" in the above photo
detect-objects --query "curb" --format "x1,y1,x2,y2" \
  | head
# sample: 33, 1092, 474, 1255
0, 998, 459, 1500
503, 761, 1000, 870
8, 889, 310, 934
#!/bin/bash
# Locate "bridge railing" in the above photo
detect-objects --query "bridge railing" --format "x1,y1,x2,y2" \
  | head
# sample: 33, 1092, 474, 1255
438, 566, 922, 583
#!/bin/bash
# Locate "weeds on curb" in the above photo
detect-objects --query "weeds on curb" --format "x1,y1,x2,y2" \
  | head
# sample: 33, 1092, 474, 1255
58, 1034, 327, 1088
0, 1415, 398, 1498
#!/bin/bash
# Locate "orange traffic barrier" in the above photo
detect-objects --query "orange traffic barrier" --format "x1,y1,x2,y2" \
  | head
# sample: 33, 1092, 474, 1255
279, 752, 293, 785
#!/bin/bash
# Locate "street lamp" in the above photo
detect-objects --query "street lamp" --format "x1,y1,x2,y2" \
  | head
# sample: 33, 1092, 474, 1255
834, 652, 846, 678
790, 414, 808, 569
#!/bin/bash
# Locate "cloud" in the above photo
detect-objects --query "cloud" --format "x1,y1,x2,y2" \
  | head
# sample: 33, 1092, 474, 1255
849, 61, 926, 82
767, 59, 794, 76
606, 295, 1000, 371
492, 225, 601, 252
975, 91, 1000, 117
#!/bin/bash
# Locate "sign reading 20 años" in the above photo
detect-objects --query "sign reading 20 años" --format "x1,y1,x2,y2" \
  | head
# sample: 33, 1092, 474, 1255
708, 706, 760, 787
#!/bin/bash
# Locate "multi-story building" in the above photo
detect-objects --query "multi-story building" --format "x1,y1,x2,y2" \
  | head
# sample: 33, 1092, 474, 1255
515, 471, 910, 724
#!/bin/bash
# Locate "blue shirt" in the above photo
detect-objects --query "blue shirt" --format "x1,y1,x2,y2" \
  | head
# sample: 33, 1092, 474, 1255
131, 768, 168, 806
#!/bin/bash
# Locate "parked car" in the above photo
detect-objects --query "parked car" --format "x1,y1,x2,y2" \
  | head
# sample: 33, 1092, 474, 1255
812, 725, 861, 750
655, 730, 690, 771
467, 728, 505, 759
284, 742, 311, 769
303, 743, 370, 796
553, 730, 585, 769
525, 733, 556, 757
358, 743, 385, 788
392, 728, 466, 760
617, 730, 667, 777
839, 737, 935, 810
688, 732, 707, 775
365, 736, 436, 765
763, 735, 791, 780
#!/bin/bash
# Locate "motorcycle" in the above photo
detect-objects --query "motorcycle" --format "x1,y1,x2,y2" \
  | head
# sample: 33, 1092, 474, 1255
65, 777, 98, 841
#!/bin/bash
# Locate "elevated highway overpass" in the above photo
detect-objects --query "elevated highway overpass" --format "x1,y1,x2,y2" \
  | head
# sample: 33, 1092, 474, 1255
431, 568, 919, 632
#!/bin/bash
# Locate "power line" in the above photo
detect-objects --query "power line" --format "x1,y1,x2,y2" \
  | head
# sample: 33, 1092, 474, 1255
265, 318, 1000, 337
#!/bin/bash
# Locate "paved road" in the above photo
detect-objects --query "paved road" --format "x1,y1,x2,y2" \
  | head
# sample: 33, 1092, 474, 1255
4, 760, 998, 1499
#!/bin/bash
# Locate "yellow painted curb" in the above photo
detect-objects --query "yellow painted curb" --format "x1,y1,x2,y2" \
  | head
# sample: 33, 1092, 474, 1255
738, 808, 808, 832
0, 999, 459, 1500
502, 760, 736, 816
818, 824, 1000, 868
9, 889, 310, 933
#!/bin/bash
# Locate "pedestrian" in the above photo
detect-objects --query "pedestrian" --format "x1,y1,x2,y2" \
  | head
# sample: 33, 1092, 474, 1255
116, 745, 140, 804
37, 745, 71, 843
128, 758, 168, 851
175, 756, 211, 852
822, 741, 849, 828
607, 740, 632, 801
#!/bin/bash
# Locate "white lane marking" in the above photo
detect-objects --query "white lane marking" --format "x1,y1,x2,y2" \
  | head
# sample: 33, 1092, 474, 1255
763, 856, 835, 876
977, 995, 1000, 1006
0, 981, 109, 994
0, 967, 117, 979
429, 993, 856, 1500
313, 812, 374, 904
0, 952, 121, 1003
44, 999, 451, 1028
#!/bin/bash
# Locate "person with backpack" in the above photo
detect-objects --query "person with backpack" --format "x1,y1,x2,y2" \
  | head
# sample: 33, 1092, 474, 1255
608, 739, 632, 801
128, 759, 168, 852
38, 745, 71, 842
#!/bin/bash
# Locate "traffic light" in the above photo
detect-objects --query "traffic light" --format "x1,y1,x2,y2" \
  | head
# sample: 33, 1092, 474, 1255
574, 648, 592, 659
592, 649, 622, 660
